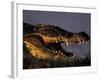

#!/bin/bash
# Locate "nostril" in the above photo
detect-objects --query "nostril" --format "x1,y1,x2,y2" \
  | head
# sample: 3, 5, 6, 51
80, 40, 83, 42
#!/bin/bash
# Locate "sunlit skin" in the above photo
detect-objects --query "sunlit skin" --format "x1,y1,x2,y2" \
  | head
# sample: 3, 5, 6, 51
23, 23, 89, 62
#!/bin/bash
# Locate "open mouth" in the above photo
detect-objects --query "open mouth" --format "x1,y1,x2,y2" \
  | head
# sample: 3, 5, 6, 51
24, 34, 90, 59
41, 41, 90, 65
44, 34, 90, 60
61, 40, 90, 58
23, 23, 91, 69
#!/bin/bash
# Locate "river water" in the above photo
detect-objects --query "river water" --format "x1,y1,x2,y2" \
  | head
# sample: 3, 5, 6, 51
61, 41, 91, 58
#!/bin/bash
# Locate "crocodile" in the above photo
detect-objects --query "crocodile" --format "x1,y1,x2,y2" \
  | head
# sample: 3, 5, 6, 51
23, 23, 90, 68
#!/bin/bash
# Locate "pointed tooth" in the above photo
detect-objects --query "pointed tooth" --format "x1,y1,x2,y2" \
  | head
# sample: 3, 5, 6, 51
62, 54, 65, 57
53, 51, 55, 53
55, 51, 57, 53
59, 38, 62, 42
55, 51, 58, 53
56, 40, 58, 43
52, 51, 54, 53
61, 52, 63, 55
69, 41, 71, 44
81, 55, 83, 58
80, 41, 81, 44
56, 40, 57, 43
58, 50, 61, 53
62, 38, 65, 42
50, 50, 52, 52
66, 42, 68, 46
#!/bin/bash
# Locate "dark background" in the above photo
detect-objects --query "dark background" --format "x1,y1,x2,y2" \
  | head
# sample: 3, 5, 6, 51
23, 10, 91, 58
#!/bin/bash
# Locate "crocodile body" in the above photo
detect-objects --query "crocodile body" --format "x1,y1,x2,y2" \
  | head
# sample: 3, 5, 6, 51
23, 23, 90, 69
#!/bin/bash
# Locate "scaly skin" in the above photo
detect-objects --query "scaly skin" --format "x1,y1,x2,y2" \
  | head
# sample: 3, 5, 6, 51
23, 23, 89, 62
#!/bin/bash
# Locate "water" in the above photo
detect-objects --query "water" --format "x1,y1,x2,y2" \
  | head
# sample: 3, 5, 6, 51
61, 41, 90, 58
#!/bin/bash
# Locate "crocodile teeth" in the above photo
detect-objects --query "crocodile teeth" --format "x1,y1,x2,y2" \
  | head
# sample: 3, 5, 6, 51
47, 49, 52, 52
61, 52, 63, 55
80, 55, 86, 59
55, 51, 58, 53
63, 54, 65, 57
56, 40, 58, 43
69, 41, 72, 44
52, 51, 55, 53
65, 42, 68, 46
65, 39, 68, 42
58, 38, 62, 42
58, 50, 61, 53
61, 37, 65, 42
49, 50, 52, 52
62, 54, 65, 56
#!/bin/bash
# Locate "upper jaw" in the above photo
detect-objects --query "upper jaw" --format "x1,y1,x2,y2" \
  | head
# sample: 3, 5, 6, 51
63, 32, 89, 44
41, 31, 89, 46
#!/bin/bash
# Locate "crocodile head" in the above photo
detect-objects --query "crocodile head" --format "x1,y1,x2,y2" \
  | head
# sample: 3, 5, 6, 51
23, 23, 90, 62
